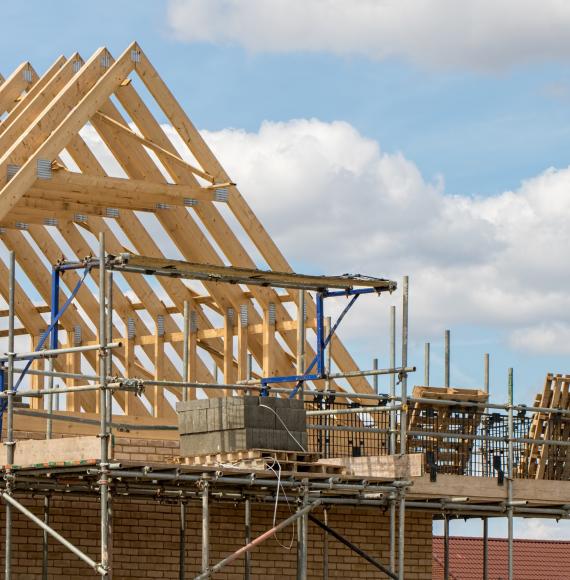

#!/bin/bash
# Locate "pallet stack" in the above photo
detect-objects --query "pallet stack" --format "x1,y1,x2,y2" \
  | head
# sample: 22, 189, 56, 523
521, 374, 570, 480
407, 386, 488, 475
179, 448, 346, 478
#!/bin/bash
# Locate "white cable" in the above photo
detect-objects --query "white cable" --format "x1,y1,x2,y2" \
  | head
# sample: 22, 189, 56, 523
258, 403, 306, 452
265, 457, 295, 550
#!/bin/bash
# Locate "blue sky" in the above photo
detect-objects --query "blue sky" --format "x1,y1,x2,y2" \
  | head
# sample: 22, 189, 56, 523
3, 0, 570, 539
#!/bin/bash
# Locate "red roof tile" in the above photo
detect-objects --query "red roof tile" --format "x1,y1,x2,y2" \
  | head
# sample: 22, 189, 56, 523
433, 536, 570, 579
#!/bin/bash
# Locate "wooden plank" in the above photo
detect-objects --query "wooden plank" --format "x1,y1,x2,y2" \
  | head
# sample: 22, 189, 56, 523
61, 131, 221, 399
29, 334, 44, 411
27, 169, 222, 208
0, 44, 136, 220
318, 453, 425, 479
93, 111, 214, 182
111, 80, 327, 387
223, 308, 235, 392
117, 254, 394, 292
0, 62, 37, 116
0, 55, 67, 140
66, 329, 82, 412
135, 51, 372, 393
85, 95, 293, 384
263, 304, 276, 378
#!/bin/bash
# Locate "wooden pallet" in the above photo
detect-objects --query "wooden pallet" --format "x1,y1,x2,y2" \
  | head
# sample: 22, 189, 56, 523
178, 449, 318, 466
408, 386, 488, 474
176, 448, 346, 476
520, 374, 570, 480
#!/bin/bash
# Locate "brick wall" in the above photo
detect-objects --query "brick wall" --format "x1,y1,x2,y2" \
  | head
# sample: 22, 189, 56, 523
0, 498, 432, 579
3, 429, 433, 578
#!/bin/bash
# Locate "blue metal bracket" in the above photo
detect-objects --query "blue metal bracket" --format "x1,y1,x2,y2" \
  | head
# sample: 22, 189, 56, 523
280, 291, 362, 398
0, 265, 91, 417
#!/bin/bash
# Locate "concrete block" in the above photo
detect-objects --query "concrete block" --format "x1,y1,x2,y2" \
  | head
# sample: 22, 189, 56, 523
245, 404, 275, 429
176, 399, 210, 413
178, 408, 208, 435
289, 398, 304, 411
206, 407, 223, 432
276, 409, 306, 432
222, 404, 246, 430
180, 429, 249, 456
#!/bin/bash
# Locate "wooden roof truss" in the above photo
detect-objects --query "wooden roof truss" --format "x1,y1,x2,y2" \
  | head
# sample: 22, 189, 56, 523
0, 43, 389, 419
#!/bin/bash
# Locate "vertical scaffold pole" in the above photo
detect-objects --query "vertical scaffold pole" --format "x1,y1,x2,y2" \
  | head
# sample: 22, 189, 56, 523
482, 352, 490, 477
202, 478, 210, 574
389, 305, 396, 455
443, 515, 450, 580
424, 342, 430, 386
444, 329, 450, 387
297, 289, 306, 401
483, 352, 490, 577
47, 267, 59, 439
315, 292, 325, 376
106, 271, 113, 424
325, 317, 332, 391
44, 264, 59, 578
482, 517, 489, 580
323, 506, 329, 579
99, 233, 110, 578
179, 301, 190, 580
105, 271, 113, 574
297, 486, 309, 580
373, 358, 379, 394
244, 498, 252, 580
42, 495, 50, 580
398, 276, 409, 580
389, 305, 396, 573
4, 251, 16, 580
507, 367, 514, 580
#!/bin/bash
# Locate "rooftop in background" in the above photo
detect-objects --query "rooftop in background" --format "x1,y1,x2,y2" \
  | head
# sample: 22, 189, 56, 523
432, 536, 570, 579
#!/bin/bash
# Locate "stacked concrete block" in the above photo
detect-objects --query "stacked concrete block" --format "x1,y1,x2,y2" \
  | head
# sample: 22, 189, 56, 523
176, 396, 307, 456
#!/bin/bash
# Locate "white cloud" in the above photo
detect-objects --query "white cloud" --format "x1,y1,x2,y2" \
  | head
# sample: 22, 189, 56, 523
77, 117, 570, 354
166, 0, 570, 71
510, 322, 570, 355
196, 118, 570, 347
516, 518, 570, 540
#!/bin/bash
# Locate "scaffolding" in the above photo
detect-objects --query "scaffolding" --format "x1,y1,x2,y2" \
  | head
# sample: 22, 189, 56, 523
0, 241, 569, 579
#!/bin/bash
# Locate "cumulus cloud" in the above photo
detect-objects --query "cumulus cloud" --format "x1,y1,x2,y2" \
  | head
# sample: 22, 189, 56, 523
195, 119, 570, 346
77, 117, 570, 353
510, 322, 570, 355
166, 0, 570, 71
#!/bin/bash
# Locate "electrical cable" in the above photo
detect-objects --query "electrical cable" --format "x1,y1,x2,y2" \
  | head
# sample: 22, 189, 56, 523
258, 403, 306, 452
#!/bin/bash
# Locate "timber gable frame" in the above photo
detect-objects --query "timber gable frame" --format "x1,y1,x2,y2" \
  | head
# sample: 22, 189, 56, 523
0, 42, 374, 418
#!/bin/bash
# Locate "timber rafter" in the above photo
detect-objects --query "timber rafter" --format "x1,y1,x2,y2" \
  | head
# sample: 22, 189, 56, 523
0, 43, 385, 418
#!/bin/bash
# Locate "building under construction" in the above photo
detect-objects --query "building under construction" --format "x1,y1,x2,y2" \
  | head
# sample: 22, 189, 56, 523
0, 42, 569, 579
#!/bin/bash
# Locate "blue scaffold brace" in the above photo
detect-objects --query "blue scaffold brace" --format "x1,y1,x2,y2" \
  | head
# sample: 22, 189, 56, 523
0, 265, 92, 437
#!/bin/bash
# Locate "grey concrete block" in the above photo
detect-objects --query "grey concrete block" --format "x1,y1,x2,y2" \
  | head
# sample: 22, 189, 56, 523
223, 404, 246, 430
176, 398, 210, 413
178, 408, 209, 435
245, 404, 275, 429
180, 429, 249, 456
289, 399, 304, 411
275, 409, 306, 432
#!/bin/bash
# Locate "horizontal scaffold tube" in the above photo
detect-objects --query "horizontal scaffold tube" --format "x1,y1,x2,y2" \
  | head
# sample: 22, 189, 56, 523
0, 342, 122, 363
107, 469, 409, 493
